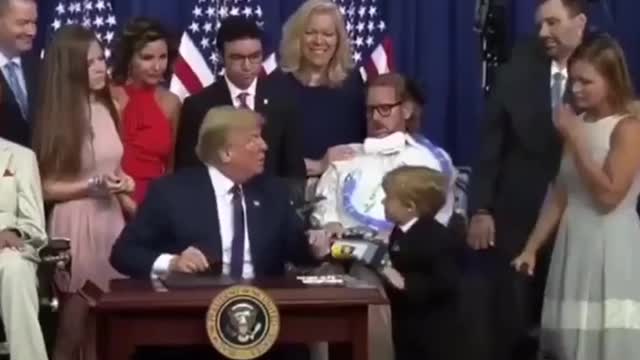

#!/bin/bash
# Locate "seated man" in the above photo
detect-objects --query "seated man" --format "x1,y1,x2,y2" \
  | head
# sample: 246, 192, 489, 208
310, 73, 456, 360
0, 136, 48, 360
111, 106, 325, 280
313, 73, 456, 235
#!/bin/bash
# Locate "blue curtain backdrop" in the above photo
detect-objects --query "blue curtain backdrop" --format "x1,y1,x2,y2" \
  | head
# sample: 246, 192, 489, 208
36, 0, 640, 166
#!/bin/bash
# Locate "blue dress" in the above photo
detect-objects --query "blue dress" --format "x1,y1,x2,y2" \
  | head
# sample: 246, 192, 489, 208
266, 69, 367, 160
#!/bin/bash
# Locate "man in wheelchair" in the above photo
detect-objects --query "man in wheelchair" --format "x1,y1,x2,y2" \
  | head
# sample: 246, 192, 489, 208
308, 73, 457, 360
0, 136, 49, 360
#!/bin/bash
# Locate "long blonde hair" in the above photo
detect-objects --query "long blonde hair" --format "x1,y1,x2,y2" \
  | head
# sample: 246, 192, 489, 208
279, 0, 354, 87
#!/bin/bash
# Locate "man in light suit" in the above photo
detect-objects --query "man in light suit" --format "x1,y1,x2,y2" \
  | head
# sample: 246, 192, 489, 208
0, 0, 39, 146
0, 136, 48, 360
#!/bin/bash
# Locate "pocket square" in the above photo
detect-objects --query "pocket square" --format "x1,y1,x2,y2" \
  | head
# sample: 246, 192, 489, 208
3, 169, 14, 177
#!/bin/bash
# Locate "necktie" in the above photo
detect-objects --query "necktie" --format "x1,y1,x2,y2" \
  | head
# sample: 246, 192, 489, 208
551, 72, 565, 110
237, 92, 250, 109
4, 61, 28, 119
230, 185, 245, 278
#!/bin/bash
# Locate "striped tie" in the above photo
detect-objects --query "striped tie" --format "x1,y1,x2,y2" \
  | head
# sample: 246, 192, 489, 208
237, 92, 250, 109
4, 61, 28, 119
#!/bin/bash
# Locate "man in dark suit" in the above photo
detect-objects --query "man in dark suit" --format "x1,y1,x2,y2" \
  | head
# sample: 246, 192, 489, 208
112, 106, 325, 360
111, 106, 326, 281
465, 1, 587, 360
174, 17, 305, 198
0, 0, 38, 147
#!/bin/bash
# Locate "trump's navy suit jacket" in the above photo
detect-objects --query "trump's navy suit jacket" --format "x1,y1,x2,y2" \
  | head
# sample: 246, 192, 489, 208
110, 165, 317, 279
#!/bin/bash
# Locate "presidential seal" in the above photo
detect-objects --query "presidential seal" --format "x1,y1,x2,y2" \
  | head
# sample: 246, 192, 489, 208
206, 285, 280, 360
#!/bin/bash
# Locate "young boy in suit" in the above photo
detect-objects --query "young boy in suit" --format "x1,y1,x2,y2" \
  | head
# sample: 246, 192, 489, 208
380, 165, 466, 360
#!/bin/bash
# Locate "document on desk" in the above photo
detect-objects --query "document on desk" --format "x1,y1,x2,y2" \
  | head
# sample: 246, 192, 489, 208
162, 273, 238, 289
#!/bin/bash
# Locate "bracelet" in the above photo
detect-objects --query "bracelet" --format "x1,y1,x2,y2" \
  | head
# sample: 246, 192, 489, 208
87, 176, 105, 197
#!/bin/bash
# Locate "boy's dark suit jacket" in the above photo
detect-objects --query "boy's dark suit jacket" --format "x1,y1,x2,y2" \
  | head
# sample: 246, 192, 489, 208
386, 216, 466, 360
173, 78, 305, 180
0, 53, 39, 147
110, 165, 317, 279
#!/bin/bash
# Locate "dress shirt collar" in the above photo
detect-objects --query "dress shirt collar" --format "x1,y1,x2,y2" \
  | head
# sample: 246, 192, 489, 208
550, 60, 568, 85
224, 74, 257, 103
207, 165, 237, 197
0, 51, 21, 69
399, 217, 418, 233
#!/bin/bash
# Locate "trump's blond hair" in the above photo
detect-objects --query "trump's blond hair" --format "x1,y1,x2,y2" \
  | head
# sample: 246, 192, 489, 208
196, 106, 261, 164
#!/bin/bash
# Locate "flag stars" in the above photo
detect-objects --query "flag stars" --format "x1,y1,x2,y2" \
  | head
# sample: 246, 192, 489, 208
242, 6, 253, 17
189, 21, 200, 33
51, 19, 62, 30
93, 16, 104, 28
96, 0, 105, 11
203, 22, 213, 33
230, 6, 240, 16
207, 7, 215, 17
55, 3, 65, 14
193, 6, 203, 17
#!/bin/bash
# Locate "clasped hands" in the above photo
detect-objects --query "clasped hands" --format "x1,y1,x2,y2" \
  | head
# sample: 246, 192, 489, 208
88, 172, 135, 197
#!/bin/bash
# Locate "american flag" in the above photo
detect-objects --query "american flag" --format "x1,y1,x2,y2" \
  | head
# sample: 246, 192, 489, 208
170, 0, 393, 100
48, 0, 118, 60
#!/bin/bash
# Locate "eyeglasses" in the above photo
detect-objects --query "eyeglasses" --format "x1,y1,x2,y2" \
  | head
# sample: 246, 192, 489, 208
366, 101, 403, 118
227, 51, 263, 64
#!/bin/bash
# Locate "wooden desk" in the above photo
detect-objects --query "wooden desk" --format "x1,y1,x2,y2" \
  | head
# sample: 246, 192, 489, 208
83, 278, 387, 360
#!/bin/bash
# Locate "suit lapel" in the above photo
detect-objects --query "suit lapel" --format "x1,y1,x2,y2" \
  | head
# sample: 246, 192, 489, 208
21, 54, 37, 106
519, 55, 559, 152
192, 166, 223, 259
254, 80, 268, 115
243, 178, 266, 272
0, 145, 12, 175
216, 78, 234, 106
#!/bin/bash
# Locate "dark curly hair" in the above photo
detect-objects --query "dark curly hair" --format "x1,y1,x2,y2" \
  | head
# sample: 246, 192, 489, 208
111, 17, 178, 84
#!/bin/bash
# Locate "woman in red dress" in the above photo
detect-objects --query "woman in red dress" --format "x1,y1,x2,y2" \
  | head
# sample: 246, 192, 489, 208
111, 17, 181, 212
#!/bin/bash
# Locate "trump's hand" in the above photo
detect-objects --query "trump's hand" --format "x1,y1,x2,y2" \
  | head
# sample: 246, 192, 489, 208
169, 246, 210, 273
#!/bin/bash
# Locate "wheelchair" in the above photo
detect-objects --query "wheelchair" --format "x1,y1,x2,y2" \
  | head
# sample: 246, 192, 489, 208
0, 237, 71, 358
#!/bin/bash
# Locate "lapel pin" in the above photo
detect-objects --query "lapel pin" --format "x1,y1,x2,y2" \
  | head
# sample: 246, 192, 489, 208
263, 98, 269, 105
253, 200, 261, 207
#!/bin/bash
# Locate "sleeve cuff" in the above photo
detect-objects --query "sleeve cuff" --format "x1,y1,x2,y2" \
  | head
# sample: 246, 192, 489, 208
151, 254, 175, 279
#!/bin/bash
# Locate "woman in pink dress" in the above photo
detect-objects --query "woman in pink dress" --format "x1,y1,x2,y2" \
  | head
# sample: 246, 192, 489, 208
31, 25, 135, 360
111, 17, 181, 212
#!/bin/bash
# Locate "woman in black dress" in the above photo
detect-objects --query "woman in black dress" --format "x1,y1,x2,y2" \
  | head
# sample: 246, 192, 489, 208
381, 165, 466, 360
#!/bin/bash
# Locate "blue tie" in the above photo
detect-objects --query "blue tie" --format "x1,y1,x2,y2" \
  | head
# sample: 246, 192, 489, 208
4, 61, 28, 119
230, 185, 245, 278
551, 72, 565, 110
